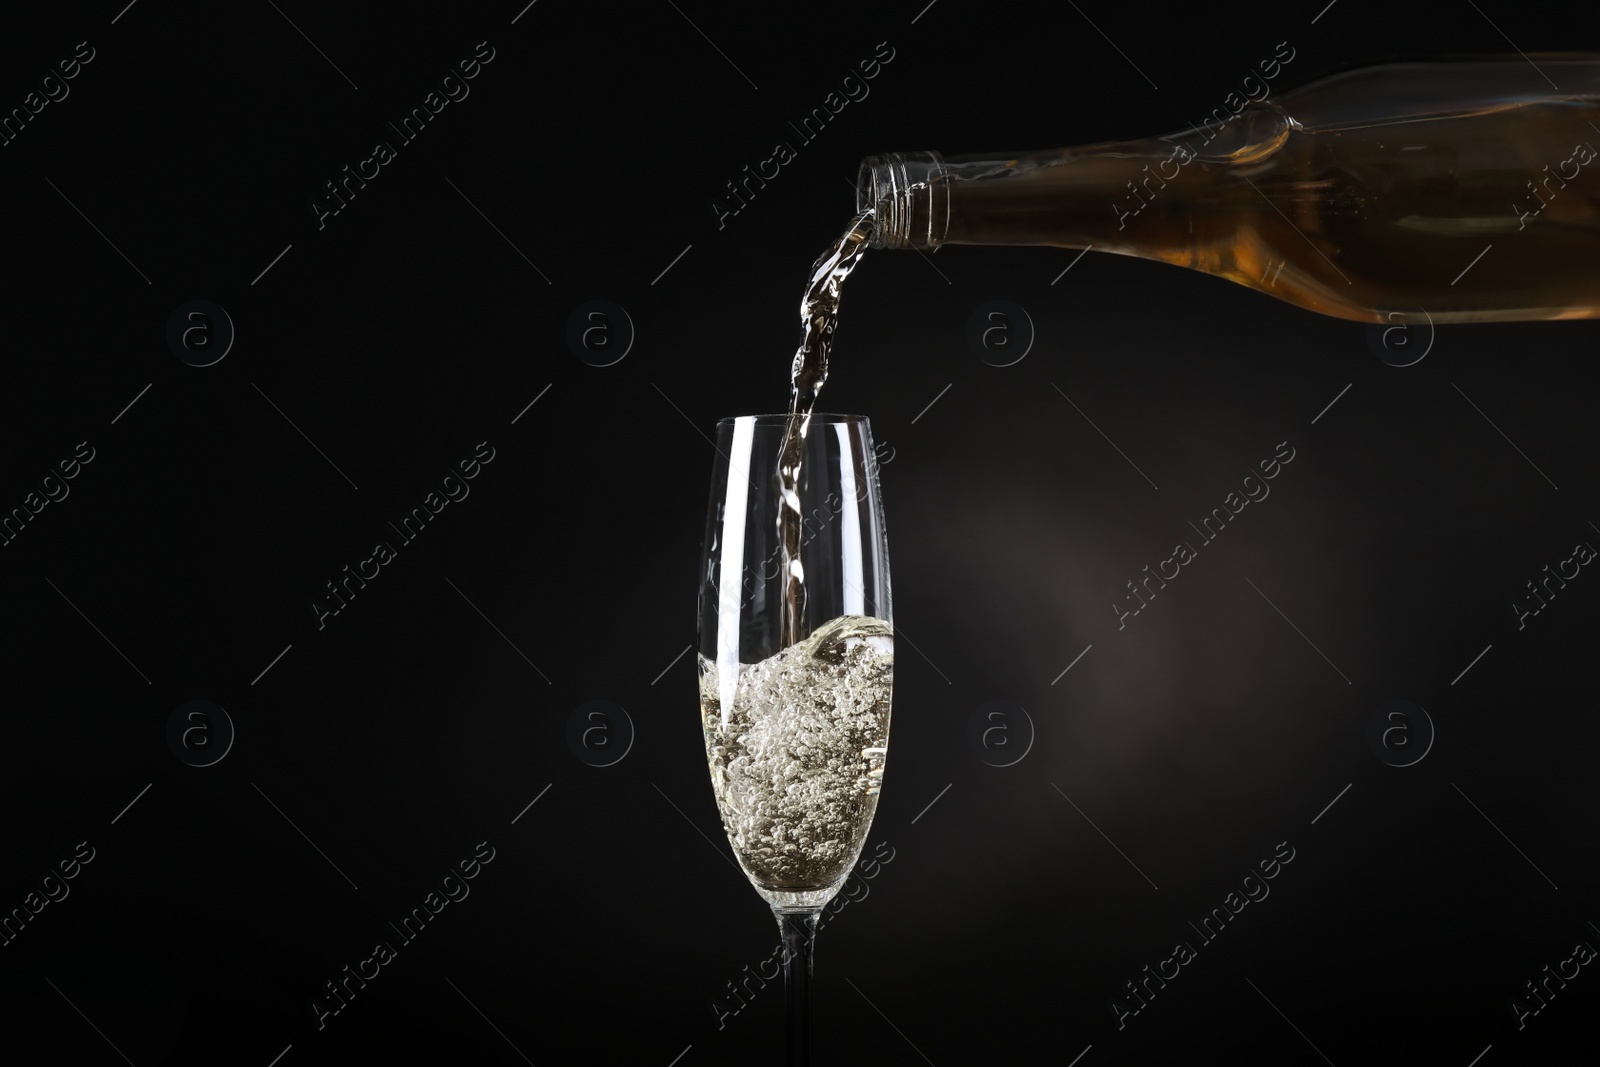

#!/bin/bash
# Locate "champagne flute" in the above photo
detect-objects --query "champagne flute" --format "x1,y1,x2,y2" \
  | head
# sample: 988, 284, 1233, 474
697, 413, 893, 1066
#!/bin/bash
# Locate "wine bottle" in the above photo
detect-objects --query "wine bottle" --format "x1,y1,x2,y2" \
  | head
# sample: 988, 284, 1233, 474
856, 54, 1600, 323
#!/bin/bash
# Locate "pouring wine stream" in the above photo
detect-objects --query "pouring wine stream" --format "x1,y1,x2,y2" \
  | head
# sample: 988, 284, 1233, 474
777, 207, 876, 648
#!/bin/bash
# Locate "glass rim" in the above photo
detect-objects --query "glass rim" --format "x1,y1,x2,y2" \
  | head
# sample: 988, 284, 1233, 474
714, 413, 870, 426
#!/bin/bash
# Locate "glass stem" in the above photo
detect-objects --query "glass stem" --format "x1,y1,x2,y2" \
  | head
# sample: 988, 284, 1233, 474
774, 907, 821, 1066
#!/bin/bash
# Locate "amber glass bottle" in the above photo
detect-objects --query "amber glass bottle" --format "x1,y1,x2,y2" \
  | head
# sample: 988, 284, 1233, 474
857, 55, 1600, 323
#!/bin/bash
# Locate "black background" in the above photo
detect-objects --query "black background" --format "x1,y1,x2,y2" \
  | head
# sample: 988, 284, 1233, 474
2, 2, 1598, 1064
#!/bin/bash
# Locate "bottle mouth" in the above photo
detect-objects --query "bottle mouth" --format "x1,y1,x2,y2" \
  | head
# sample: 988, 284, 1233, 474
855, 151, 949, 250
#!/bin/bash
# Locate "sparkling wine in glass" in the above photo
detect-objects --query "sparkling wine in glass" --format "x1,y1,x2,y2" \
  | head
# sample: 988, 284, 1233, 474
698, 413, 893, 1065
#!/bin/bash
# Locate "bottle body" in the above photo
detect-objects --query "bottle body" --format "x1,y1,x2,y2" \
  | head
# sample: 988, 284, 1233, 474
857, 56, 1600, 323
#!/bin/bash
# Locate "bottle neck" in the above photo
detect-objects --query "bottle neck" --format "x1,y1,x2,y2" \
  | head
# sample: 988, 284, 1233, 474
855, 152, 951, 250
857, 146, 1165, 252
856, 105, 1290, 253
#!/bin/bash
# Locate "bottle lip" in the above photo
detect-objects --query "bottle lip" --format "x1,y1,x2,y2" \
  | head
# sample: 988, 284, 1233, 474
856, 151, 948, 250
